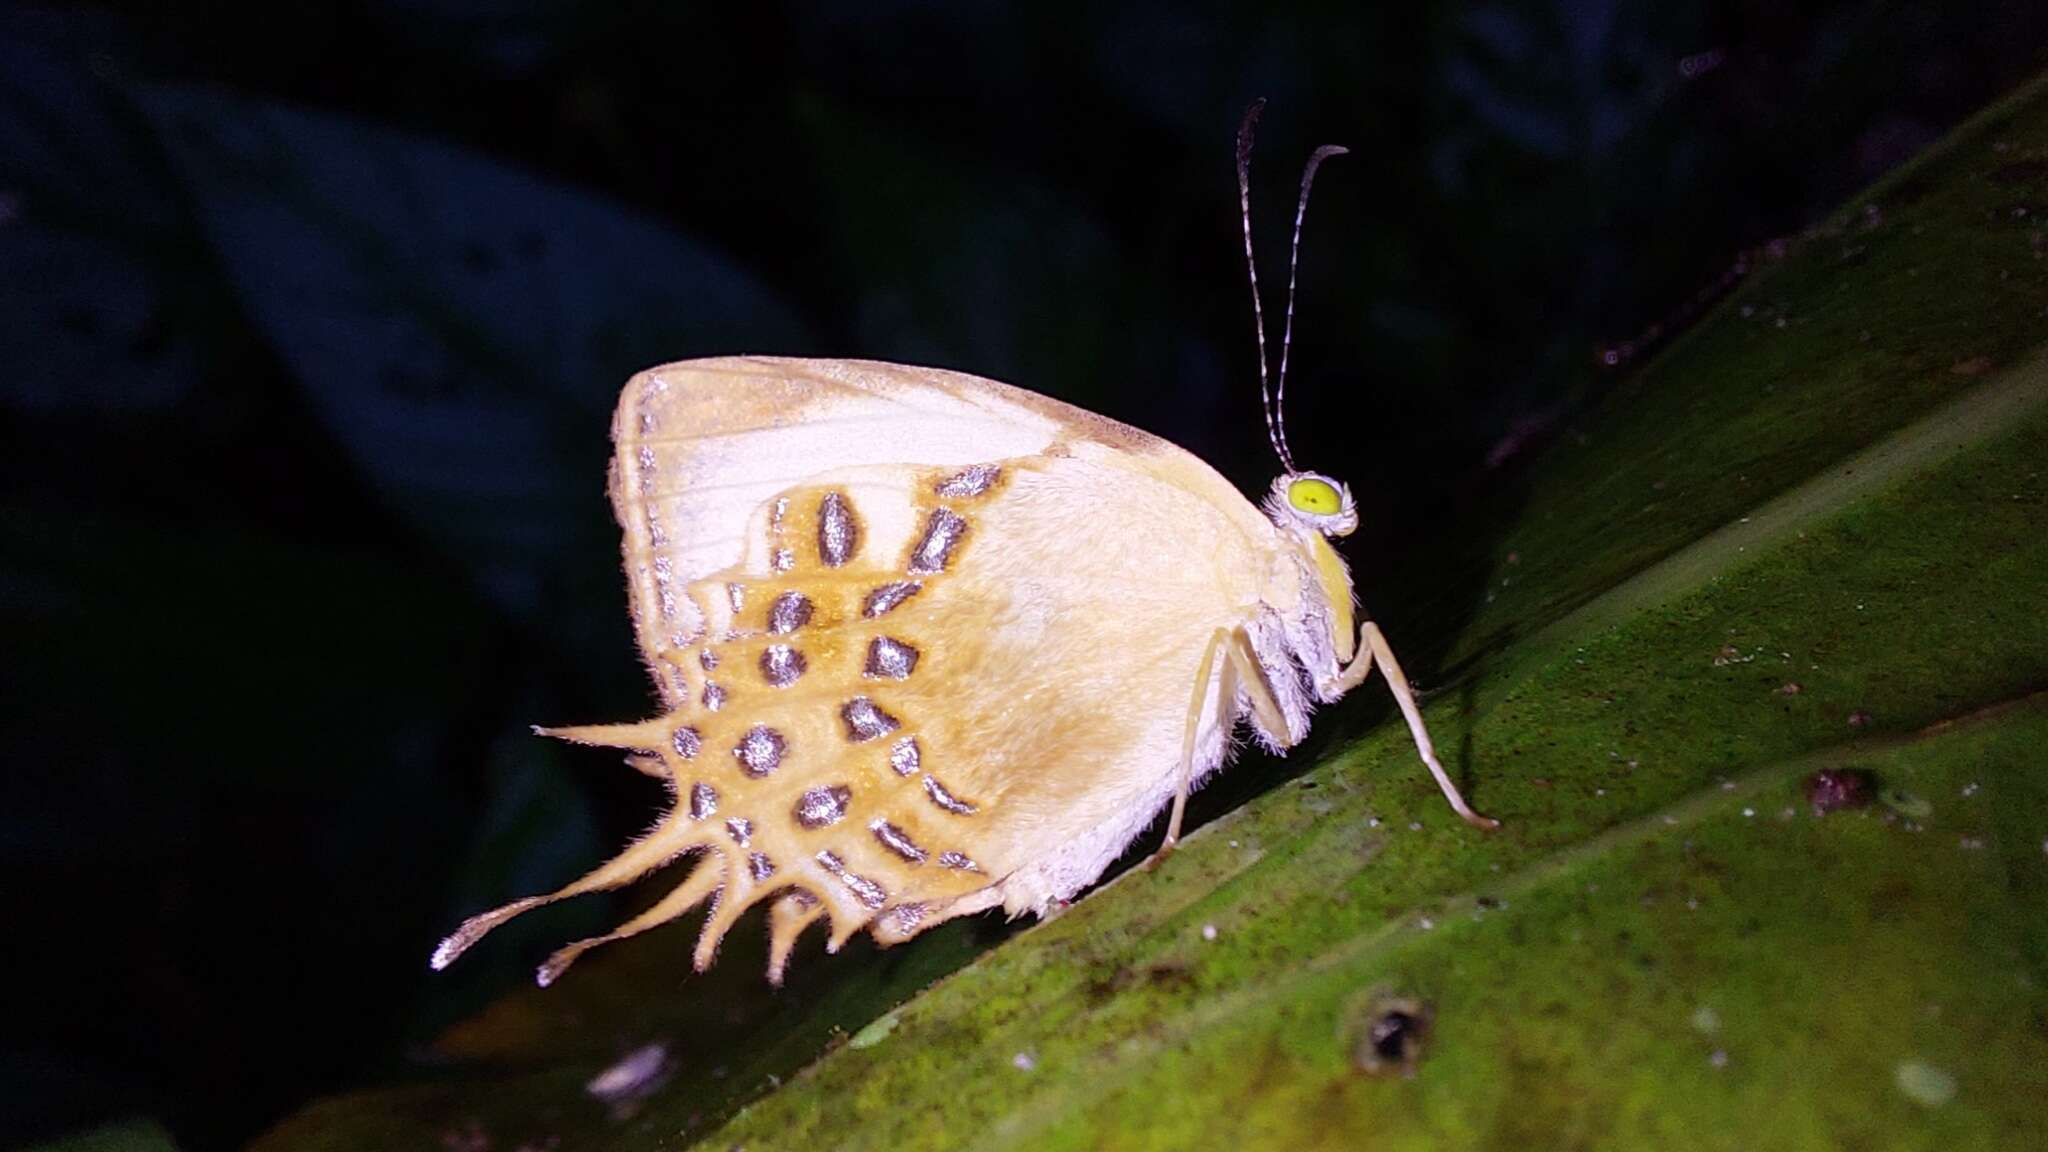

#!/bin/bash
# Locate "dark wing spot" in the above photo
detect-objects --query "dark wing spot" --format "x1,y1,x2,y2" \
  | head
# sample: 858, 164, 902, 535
819, 492, 859, 567
735, 725, 785, 775
934, 464, 1001, 497
761, 643, 807, 687
815, 850, 887, 909
672, 726, 702, 759
889, 736, 921, 776
923, 774, 977, 815
689, 782, 718, 820
841, 697, 901, 742
862, 581, 922, 618
768, 591, 814, 634
864, 636, 919, 679
871, 819, 928, 863
908, 509, 968, 575
795, 785, 852, 829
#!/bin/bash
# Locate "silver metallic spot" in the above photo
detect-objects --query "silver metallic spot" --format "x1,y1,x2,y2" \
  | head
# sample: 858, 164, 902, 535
935, 464, 1001, 497
702, 681, 726, 712
726, 582, 746, 613
689, 782, 718, 820
862, 581, 922, 618
871, 819, 928, 863
726, 817, 753, 847
885, 902, 928, 935
672, 726, 702, 759
772, 547, 795, 573
818, 492, 858, 567
864, 636, 919, 680
889, 736, 922, 777
771, 495, 789, 529
749, 852, 776, 881
815, 850, 887, 910
734, 725, 785, 776
698, 648, 719, 671
653, 556, 677, 620
795, 785, 852, 829
908, 508, 968, 575
760, 644, 807, 687
923, 774, 977, 815
768, 591, 814, 634
636, 445, 657, 494
937, 851, 979, 871
840, 697, 901, 742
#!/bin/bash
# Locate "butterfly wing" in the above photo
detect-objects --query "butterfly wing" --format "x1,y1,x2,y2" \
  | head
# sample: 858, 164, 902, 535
434, 358, 1284, 985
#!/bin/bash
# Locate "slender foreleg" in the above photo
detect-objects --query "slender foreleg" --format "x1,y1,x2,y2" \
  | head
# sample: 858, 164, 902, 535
1355, 620, 1497, 829
1160, 627, 1233, 853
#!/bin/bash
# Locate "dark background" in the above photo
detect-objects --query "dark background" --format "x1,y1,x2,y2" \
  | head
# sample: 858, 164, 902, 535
4, 2, 2044, 1148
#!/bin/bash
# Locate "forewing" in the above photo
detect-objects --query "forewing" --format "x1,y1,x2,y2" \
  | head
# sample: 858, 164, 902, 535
612, 356, 1162, 704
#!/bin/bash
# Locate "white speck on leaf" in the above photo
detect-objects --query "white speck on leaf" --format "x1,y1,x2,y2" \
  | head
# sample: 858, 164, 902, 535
1895, 1059, 1957, 1107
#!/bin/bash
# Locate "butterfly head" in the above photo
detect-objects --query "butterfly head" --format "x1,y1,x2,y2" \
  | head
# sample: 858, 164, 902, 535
1269, 471, 1358, 537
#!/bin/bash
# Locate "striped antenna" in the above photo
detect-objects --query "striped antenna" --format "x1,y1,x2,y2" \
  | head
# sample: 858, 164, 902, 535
1274, 143, 1348, 469
1235, 100, 1290, 472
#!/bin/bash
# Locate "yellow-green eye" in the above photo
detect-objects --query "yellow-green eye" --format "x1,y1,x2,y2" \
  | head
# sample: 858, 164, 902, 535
1287, 476, 1343, 516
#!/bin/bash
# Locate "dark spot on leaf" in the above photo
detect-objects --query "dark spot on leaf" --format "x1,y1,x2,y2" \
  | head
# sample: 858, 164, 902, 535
1353, 995, 1432, 1077
1805, 767, 1876, 815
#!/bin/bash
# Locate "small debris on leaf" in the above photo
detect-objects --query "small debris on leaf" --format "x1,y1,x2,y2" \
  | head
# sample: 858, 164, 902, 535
1894, 1059, 1958, 1107
1880, 787, 1934, 819
586, 1042, 671, 1120
1805, 767, 1877, 815
848, 1012, 900, 1050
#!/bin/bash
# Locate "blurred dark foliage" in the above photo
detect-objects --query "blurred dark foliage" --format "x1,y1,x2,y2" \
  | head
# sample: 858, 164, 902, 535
1, 1, 2042, 1147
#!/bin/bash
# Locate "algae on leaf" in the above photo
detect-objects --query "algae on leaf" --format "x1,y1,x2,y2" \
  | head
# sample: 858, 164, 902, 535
257, 71, 2048, 1152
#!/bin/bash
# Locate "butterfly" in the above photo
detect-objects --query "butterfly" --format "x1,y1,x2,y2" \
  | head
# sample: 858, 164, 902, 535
431, 101, 1495, 989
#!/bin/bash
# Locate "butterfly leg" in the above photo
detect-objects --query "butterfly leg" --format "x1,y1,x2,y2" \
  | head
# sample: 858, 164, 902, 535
1158, 626, 1235, 856
1227, 627, 1296, 746
1352, 621, 1499, 830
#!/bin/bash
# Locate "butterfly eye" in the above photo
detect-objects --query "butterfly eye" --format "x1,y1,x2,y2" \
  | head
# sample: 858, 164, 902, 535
1287, 476, 1343, 516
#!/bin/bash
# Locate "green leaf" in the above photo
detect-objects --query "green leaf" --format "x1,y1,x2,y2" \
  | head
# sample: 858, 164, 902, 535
257, 71, 2048, 1150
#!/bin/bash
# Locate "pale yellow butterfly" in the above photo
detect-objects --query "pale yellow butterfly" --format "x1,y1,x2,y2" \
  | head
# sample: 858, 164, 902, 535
430, 102, 1494, 989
